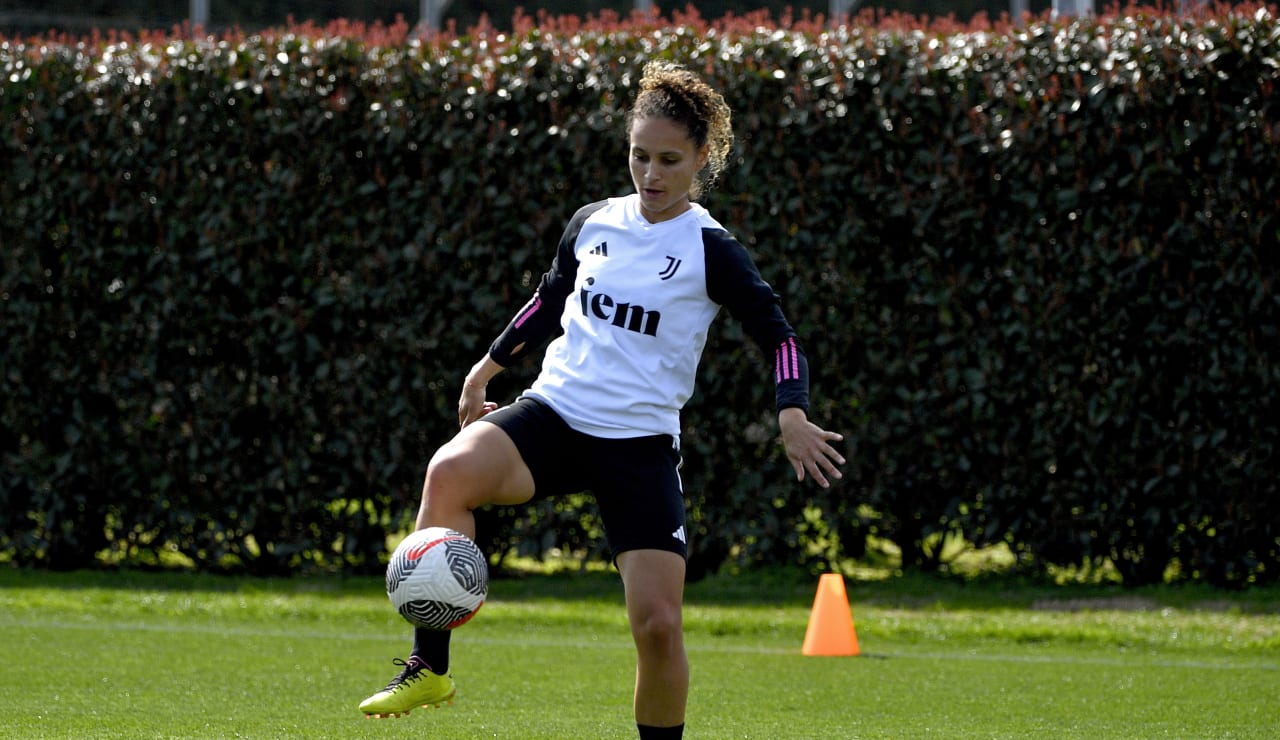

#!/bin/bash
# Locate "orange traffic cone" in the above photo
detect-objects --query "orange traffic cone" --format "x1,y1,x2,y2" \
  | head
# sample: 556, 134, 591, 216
802, 573, 860, 656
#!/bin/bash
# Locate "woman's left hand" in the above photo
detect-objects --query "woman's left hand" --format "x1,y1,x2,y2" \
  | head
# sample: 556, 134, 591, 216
778, 407, 846, 488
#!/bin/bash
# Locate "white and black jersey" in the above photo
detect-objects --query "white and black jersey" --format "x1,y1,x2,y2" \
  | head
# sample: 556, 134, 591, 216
489, 193, 810, 442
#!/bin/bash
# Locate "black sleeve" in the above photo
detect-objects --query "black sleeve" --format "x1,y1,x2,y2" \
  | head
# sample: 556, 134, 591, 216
703, 228, 810, 412
488, 202, 606, 366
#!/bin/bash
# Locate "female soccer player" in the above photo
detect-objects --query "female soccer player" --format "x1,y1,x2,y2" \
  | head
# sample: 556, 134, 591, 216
359, 59, 846, 739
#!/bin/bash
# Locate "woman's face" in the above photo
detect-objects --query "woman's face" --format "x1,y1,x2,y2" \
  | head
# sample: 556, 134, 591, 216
628, 115, 708, 224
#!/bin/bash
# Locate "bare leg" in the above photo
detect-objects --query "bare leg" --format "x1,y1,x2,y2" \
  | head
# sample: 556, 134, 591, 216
361, 418, 535, 715
414, 420, 535, 537
406, 420, 535, 675
617, 549, 689, 728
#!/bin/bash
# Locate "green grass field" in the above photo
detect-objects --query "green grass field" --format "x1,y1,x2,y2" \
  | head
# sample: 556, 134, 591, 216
2, 566, 1278, 739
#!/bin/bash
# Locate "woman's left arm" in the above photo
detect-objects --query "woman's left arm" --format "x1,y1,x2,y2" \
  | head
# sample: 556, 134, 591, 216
704, 229, 847, 486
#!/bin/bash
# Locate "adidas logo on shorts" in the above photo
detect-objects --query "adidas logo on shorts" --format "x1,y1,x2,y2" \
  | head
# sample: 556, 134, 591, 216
671, 526, 686, 544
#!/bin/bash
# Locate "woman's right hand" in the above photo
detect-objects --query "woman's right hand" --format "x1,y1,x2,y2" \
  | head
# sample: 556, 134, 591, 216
458, 355, 505, 427
458, 382, 498, 428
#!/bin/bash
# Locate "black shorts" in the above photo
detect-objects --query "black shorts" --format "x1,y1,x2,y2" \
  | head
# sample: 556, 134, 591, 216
477, 396, 687, 560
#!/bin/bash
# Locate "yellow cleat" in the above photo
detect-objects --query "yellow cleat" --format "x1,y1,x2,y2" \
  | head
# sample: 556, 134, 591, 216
359, 657, 456, 718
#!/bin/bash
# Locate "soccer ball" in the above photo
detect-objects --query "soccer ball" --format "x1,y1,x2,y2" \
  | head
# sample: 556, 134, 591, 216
386, 527, 488, 630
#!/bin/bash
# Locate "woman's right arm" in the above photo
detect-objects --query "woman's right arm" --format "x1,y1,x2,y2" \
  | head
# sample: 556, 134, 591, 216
458, 201, 607, 426
487, 202, 605, 366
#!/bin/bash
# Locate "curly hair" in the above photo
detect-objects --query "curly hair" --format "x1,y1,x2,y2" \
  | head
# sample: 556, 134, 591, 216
626, 60, 734, 199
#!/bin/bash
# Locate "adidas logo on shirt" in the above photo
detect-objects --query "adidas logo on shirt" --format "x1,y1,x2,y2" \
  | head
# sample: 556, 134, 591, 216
672, 526, 686, 544
589, 241, 608, 257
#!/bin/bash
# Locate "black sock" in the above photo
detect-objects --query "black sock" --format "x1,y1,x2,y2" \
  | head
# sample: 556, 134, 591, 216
411, 627, 451, 674
637, 723, 684, 739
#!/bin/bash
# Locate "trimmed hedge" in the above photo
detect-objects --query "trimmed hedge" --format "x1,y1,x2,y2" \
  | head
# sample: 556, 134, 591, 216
2, 8, 1277, 583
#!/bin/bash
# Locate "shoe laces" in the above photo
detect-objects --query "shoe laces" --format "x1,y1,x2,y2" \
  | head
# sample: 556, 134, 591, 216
382, 656, 429, 691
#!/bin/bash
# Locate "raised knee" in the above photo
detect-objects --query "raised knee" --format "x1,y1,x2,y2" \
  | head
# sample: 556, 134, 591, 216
420, 425, 534, 512
423, 448, 474, 501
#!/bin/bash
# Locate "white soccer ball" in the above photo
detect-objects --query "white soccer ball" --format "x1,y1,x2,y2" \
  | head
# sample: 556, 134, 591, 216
386, 527, 488, 630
